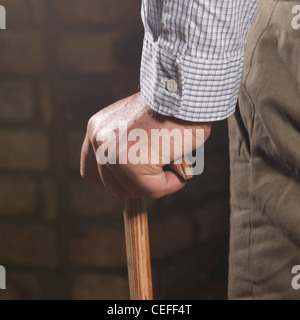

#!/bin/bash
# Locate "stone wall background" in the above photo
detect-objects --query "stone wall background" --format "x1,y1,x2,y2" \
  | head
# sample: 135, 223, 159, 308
0, 0, 230, 300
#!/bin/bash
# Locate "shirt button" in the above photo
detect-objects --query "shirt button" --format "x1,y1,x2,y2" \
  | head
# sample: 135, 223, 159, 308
166, 79, 178, 93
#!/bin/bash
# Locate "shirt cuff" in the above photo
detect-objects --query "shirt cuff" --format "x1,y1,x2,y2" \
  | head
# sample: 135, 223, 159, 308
140, 33, 244, 122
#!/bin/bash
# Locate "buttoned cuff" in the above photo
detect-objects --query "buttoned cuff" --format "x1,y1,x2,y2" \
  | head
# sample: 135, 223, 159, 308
140, 33, 244, 122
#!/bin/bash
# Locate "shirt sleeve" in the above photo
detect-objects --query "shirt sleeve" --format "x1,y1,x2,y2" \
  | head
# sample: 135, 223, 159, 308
140, 0, 259, 122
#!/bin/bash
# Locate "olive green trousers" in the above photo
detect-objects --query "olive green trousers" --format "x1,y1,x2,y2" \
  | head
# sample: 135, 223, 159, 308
228, 0, 300, 299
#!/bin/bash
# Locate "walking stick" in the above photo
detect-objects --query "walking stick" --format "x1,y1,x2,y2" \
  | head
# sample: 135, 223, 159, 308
123, 158, 193, 300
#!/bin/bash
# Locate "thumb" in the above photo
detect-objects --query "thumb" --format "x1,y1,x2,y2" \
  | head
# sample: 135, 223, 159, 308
150, 170, 186, 199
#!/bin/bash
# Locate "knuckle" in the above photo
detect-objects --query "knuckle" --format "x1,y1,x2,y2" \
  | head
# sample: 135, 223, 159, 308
87, 116, 98, 145
87, 115, 95, 132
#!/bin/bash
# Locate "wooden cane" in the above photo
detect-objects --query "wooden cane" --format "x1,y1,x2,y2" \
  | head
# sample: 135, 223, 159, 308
123, 157, 193, 300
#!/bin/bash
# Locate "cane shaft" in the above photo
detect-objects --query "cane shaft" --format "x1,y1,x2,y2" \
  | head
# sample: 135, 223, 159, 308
123, 197, 153, 300
123, 158, 193, 300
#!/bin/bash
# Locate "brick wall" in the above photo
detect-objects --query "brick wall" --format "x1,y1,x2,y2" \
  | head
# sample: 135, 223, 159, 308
0, 0, 230, 300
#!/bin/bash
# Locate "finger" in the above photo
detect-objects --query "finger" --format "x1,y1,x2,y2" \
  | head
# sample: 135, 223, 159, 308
80, 136, 107, 193
140, 169, 186, 199
106, 164, 146, 198
99, 165, 130, 199
162, 170, 187, 196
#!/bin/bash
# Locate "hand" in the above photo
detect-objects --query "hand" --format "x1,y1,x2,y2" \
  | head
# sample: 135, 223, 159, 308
80, 93, 212, 199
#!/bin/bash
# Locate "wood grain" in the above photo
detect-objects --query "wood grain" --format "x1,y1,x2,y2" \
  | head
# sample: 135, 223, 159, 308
123, 197, 153, 300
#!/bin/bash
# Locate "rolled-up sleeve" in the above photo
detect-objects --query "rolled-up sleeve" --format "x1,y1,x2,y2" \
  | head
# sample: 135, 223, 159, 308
140, 0, 259, 122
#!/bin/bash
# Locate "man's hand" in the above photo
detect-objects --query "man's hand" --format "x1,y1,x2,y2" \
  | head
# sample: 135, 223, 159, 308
80, 93, 212, 199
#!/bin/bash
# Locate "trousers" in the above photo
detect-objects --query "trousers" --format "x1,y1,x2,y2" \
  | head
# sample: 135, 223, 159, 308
228, 0, 300, 299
